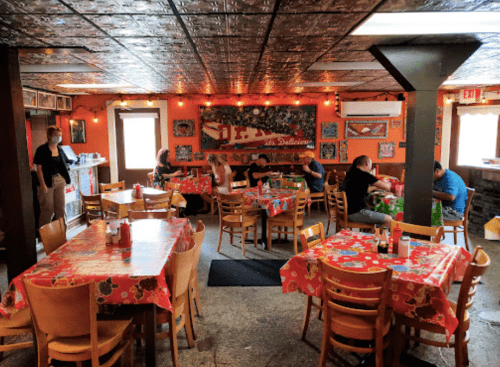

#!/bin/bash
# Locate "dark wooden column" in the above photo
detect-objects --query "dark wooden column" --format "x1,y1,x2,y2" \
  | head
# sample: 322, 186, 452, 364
0, 46, 37, 281
370, 43, 480, 226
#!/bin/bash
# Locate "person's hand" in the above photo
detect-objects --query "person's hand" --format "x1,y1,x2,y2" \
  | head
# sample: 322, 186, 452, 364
174, 170, 182, 177
41, 183, 48, 194
302, 164, 310, 173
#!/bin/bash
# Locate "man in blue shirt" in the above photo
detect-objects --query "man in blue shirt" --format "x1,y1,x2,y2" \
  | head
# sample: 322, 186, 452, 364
300, 151, 324, 193
433, 161, 468, 221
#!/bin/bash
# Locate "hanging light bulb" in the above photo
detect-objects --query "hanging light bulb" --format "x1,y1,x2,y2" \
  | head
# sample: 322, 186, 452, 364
265, 100, 270, 106
146, 97, 153, 106
294, 94, 300, 105
205, 95, 212, 106
93, 112, 98, 123
237, 95, 242, 106
119, 95, 127, 106
482, 93, 486, 103
445, 95, 452, 104
324, 94, 330, 106
178, 95, 184, 107
69, 119, 75, 125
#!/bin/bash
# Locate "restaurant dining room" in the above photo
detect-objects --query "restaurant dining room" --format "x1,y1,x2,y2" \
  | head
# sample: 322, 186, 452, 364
1, 0, 500, 366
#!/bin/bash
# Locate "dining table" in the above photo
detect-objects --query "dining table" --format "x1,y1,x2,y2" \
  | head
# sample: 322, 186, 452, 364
102, 187, 187, 218
0, 218, 193, 366
168, 175, 213, 195
280, 230, 471, 341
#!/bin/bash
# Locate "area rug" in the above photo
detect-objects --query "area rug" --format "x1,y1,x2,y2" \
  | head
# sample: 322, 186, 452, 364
207, 260, 288, 287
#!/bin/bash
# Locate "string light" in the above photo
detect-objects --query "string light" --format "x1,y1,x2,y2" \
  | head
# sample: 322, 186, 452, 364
69, 119, 75, 125
482, 93, 486, 103
146, 96, 153, 106
445, 95, 452, 104
93, 112, 98, 123
205, 95, 212, 106
294, 94, 300, 105
324, 94, 330, 106
335, 92, 340, 116
119, 95, 127, 106
237, 95, 243, 106
178, 95, 184, 107
265, 100, 270, 106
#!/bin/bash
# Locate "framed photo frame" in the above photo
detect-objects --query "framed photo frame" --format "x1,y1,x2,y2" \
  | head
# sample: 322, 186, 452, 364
345, 121, 388, 139
173, 119, 195, 137
23, 88, 37, 108
339, 140, 348, 152
321, 122, 338, 139
378, 142, 395, 159
57, 95, 72, 111
194, 152, 205, 161
339, 151, 348, 163
175, 145, 193, 162
320, 142, 337, 160
70, 120, 86, 144
37, 91, 57, 110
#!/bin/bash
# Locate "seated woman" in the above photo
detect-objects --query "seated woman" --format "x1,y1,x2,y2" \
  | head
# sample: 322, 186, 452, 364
154, 148, 181, 188
207, 154, 232, 194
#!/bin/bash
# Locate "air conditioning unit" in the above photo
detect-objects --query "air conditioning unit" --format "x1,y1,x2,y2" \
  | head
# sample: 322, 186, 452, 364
341, 101, 402, 118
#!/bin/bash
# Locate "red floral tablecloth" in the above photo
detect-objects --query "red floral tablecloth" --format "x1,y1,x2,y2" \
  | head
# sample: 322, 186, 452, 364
280, 230, 471, 341
0, 218, 192, 319
169, 176, 212, 195
235, 187, 302, 217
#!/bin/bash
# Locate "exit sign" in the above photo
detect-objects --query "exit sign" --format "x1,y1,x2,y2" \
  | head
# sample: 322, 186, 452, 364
459, 88, 481, 104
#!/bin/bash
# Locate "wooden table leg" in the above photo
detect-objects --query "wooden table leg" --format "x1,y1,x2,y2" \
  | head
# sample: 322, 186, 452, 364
261, 209, 268, 249
144, 304, 157, 367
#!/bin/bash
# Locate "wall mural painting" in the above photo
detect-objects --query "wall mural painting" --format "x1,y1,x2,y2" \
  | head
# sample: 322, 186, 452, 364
200, 105, 316, 150
345, 121, 388, 139
175, 145, 192, 162
321, 122, 338, 139
320, 142, 337, 160
378, 142, 396, 159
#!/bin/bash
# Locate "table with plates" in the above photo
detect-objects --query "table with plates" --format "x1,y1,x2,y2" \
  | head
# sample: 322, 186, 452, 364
0, 218, 191, 366
167, 176, 213, 195
102, 187, 187, 218
280, 230, 470, 341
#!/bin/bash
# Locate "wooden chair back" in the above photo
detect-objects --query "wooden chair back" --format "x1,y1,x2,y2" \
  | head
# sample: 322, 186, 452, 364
400, 169, 405, 183
23, 279, 95, 338
282, 180, 305, 191
325, 184, 338, 214
168, 243, 197, 300
39, 218, 66, 255
99, 181, 125, 193
334, 191, 349, 227
143, 190, 173, 211
81, 193, 104, 226
293, 189, 309, 220
218, 192, 245, 219
390, 220, 444, 243
128, 209, 171, 222
300, 222, 325, 251
165, 182, 181, 191
229, 180, 250, 191
464, 188, 475, 223
147, 172, 154, 187
337, 171, 346, 187
192, 220, 206, 251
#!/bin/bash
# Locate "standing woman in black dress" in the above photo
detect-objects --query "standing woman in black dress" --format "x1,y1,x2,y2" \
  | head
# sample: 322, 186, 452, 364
154, 148, 182, 188
34, 126, 71, 229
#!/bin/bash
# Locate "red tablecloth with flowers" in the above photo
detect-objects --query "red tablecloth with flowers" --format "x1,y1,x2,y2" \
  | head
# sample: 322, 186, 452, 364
168, 176, 212, 195
373, 194, 444, 226
0, 218, 192, 319
280, 230, 471, 341
234, 187, 303, 217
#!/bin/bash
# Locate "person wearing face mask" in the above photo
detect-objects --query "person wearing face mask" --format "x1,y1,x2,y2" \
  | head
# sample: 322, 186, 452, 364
34, 126, 72, 229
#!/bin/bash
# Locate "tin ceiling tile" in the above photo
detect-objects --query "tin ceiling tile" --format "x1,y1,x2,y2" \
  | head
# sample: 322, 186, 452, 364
225, 0, 275, 13
261, 51, 322, 63
378, 0, 487, 12
299, 70, 351, 80
317, 50, 375, 62
0, 0, 71, 14
279, 0, 379, 13
182, 15, 226, 37
229, 37, 265, 52
270, 13, 366, 37
85, 15, 148, 37
193, 37, 227, 53
19, 53, 84, 65
131, 15, 183, 37
227, 15, 271, 37
266, 36, 341, 53
171, 0, 226, 13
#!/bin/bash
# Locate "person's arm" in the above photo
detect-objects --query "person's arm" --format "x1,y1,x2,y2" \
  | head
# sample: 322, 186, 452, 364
371, 180, 391, 192
215, 165, 225, 185
36, 164, 48, 194
433, 190, 455, 201
302, 163, 322, 178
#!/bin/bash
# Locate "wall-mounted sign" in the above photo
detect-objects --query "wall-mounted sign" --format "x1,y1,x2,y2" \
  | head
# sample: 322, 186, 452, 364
459, 88, 481, 104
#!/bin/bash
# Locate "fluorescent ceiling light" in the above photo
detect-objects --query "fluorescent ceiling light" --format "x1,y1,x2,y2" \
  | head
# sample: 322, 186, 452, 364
443, 79, 500, 86
309, 62, 384, 71
352, 12, 500, 35
57, 83, 135, 88
21, 64, 99, 73
289, 82, 363, 87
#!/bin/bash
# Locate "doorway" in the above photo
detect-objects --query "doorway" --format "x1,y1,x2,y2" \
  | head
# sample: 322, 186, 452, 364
115, 108, 161, 187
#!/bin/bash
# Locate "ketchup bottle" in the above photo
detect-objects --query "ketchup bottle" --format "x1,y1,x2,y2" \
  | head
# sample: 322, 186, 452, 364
119, 221, 131, 248
183, 166, 188, 177
258, 179, 263, 195
392, 224, 402, 255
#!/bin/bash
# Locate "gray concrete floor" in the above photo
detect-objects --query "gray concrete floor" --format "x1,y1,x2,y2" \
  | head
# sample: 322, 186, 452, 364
1, 209, 500, 366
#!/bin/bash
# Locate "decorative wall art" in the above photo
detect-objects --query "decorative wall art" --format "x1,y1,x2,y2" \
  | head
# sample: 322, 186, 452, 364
230, 153, 241, 162
321, 122, 338, 139
436, 115, 442, 125
378, 142, 395, 159
57, 95, 72, 111
70, 120, 86, 144
435, 126, 442, 146
175, 145, 192, 162
345, 121, 388, 139
219, 154, 227, 162
194, 152, 205, 160
200, 105, 316, 150
241, 154, 250, 165
436, 105, 443, 115
173, 119, 195, 137
320, 142, 337, 160
339, 152, 348, 163
390, 119, 402, 129
339, 140, 348, 152
23, 88, 37, 108
37, 91, 57, 110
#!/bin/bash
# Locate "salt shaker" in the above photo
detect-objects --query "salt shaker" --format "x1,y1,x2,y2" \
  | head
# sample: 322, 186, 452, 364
399, 236, 410, 258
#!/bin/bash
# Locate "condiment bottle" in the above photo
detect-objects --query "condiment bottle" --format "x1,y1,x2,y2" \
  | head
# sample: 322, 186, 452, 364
399, 236, 410, 258
183, 166, 188, 177
258, 179, 263, 195
119, 220, 131, 248
372, 227, 380, 252
105, 222, 113, 245
392, 224, 402, 255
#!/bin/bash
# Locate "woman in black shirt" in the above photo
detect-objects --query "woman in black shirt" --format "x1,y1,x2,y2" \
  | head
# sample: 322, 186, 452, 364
33, 126, 71, 229
154, 149, 181, 188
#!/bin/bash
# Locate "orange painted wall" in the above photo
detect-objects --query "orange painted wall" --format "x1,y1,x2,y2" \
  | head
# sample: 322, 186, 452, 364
51, 92, 442, 168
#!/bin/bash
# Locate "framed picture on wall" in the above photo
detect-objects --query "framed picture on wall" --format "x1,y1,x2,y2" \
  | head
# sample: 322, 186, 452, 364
38, 91, 57, 110
23, 88, 37, 108
321, 122, 338, 139
70, 119, 86, 144
57, 95, 72, 111
175, 145, 192, 162
173, 119, 195, 137
194, 152, 205, 160
378, 142, 395, 159
320, 142, 337, 160
339, 140, 348, 152
345, 121, 388, 139
339, 151, 348, 163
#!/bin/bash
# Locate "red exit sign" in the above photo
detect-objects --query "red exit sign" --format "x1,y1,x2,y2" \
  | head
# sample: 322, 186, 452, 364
459, 88, 481, 104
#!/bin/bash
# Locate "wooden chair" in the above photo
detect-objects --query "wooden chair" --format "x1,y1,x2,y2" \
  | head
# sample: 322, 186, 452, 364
217, 192, 258, 256
188, 220, 206, 340
443, 188, 475, 252
143, 190, 173, 211
81, 193, 106, 227
229, 179, 250, 191
308, 171, 330, 216
127, 209, 171, 222
99, 181, 125, 193
147, 172, 154, 187
390, 220, 444, 243
23, 279, 134, 367
282, 180, 305, 190
318, 261, 393, 367
334, 191, 375, 234
267, 189, 309, 254
0, 307, 33, 362
38, 217, 66, 255
325, 183, 338, 235
393, 246, 491, 367
337, 170, 346, 188
299, 222, 325, 341
133, 243, 197, 367
400, 168, 405, 183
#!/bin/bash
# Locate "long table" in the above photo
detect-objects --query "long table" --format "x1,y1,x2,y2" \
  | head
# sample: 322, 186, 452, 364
280, 230, 470, 341
1, 218, 192, 366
